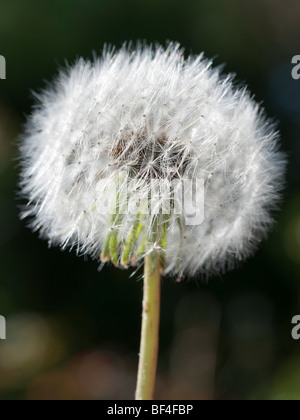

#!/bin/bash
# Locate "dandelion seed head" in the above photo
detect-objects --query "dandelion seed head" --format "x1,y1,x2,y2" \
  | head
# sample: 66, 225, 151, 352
19, 43, 286, 277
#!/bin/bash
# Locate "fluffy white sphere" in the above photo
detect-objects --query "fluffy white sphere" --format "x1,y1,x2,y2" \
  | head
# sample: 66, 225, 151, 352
19, 43, 286, 278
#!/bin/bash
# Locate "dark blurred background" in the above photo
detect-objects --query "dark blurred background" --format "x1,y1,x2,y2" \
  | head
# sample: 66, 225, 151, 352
0, 0, 300, 400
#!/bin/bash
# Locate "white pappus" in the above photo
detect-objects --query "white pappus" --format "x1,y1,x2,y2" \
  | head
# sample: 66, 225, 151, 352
19, 43, 286, 278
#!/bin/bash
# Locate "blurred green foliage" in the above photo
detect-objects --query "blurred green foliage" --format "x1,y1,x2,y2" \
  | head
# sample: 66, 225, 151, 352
0, 0, 300, 400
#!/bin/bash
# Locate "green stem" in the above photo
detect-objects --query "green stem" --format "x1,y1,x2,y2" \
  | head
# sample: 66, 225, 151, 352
135, 252, 161, 400
109, 229, 119, 267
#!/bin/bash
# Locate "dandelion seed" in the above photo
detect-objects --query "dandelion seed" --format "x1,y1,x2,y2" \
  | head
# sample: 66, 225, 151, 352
19, 42, 286, 400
